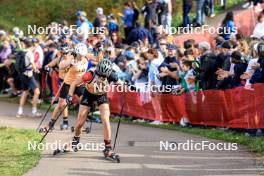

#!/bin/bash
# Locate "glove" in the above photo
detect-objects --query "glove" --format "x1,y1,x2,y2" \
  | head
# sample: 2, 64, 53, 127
66, 95, 73, 105
44, 65, 50, 72
34, 69, 40, 74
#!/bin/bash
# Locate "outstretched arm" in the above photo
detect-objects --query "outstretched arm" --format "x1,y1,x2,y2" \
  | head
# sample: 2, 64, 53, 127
68, 71, 94, 97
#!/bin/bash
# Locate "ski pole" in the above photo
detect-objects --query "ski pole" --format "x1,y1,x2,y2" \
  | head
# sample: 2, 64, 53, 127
38, 103, 68, 144
36, 82, 64, 131
113, 91, 126, 150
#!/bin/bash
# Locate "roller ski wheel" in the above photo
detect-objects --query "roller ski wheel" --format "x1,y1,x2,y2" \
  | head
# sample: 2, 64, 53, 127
39, 120, 55, 133
38, 126, 54, 133
103, 148, 120, 163
84, 127, 91, 134
53, 148, 70, 156
71, 126, 75, 132
53, 143, 78, 156
60, 123, 68, 130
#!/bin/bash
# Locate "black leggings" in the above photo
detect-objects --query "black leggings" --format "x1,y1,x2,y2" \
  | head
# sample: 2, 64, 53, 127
248, 0, 263, 5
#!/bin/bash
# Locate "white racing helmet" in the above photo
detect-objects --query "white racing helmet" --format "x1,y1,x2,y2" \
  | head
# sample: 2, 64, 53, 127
75, 43, 88, 56
96, 59, 113, 77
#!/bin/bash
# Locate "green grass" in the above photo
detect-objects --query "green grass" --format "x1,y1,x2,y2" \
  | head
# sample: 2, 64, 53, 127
0, 127, 42, 176
0, 0, 245, 32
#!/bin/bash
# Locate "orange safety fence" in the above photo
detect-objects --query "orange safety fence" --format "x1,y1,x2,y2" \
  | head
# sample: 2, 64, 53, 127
108, 84, 264, 129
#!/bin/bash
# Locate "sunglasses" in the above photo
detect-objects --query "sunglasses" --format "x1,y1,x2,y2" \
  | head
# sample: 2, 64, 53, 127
97, 73, 107, 78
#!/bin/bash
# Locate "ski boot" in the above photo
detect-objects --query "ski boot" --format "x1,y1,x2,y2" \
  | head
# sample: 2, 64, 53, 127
60, 120, 69, 130
103, 146, 120, 163
53, 136, 80, 155
38, 119, 55, 133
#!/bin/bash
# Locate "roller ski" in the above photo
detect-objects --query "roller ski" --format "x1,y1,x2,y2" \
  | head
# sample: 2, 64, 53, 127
71, 126, 91, 133
53, 136, 80, 156
60, 120, 69, 130
71, 116, 92, 133
103, 147, 120, 163
38, 119, 55, 133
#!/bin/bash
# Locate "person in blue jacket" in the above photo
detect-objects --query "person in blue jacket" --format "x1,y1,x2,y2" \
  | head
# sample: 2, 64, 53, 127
220, 11, 237, 40
76, 10, 93, 29
119, 2, 134, 40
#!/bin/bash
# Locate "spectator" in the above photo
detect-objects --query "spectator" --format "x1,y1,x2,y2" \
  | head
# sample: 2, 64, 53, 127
76, 11, 93, 29
242, 0, 263, 10
11, 27, 23, 51
107, 14, 119, 35
157, 0, 172, 28
209, 0, 216, 17
131, 0, 140, 27
147, 48, 164, 87
220, 11, 237, 41
180, 60, 196, 92
33, 38, 44, 70
77, 15, 90, 43
250, 42, 264, 83
240, 42, 259, 86
217, 51, 248, 88
126, 22, 153, 45
157, 37, 168, 57
158, 44, 180, 93
0, 40, 12, 63
251, 12, 264, 39
110, 32, 122, 48
93, 7, 106, 28
132, 56, 149, 90
118, 2, 134, 41
183, 0, 193, 27
215, 41, 233, 89
0, 30, 6, 44
142, 0, 158, 29
4, 55, 21, 97
220, 0, 227, 9
195, 0, 206, 26
16, 39, 41, 117
197, 41, 217, 90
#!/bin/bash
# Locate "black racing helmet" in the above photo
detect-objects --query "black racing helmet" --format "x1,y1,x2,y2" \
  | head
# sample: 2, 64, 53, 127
96, 59, 113, 77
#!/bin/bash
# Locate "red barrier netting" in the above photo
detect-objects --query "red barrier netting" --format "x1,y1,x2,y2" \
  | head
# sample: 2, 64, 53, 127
51, 71, 59, 96
108, 84, 264, 129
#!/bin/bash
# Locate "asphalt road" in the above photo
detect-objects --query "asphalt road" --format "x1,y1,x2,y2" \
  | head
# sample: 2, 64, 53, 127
0, 101, 263, 176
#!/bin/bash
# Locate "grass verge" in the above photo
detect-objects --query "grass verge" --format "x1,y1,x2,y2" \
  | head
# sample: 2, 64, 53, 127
0, 127, 42, 176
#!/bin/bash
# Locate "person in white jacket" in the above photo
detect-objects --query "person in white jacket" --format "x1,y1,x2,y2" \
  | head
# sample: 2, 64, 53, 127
251, 12, 264, 39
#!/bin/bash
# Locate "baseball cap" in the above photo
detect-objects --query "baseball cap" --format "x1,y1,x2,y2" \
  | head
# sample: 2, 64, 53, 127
96, 7, 103, 15
166, 44, 177, 50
